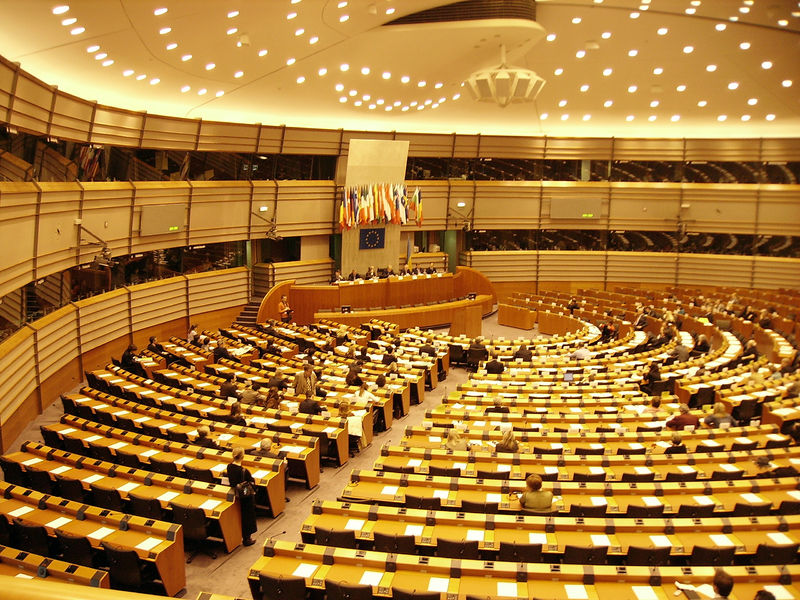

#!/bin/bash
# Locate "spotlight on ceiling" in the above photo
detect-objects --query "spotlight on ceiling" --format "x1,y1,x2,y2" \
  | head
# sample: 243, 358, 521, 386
465, 45, 545, 108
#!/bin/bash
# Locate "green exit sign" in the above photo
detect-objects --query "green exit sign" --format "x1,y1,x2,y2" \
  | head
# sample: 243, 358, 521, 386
168, 225, 179, 232
582, 212, 595, 218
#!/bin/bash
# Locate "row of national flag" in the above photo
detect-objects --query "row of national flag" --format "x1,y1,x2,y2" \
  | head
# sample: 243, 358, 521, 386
339, 183, 422, 230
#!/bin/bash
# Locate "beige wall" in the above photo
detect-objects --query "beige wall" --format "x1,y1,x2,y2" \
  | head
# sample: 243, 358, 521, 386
301, 235, 331, 261
342, 224, 402, 276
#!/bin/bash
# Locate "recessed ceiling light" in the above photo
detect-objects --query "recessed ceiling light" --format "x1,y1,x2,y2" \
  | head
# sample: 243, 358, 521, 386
386, 7, 395, 14
626, 115, 634, 121
234, 70, 244, 78
153, 7, 168, 16
227, 10, 239, 18
554, 68, 564, 76
362, 94, 371, 101
572, 17, 582, 24
335, 83, 344, 91
206, 63, 216, 70
291, 0, 302, 4
583, 114, 591, 121
671, 115, 680, 122
418, 80, 426, 87
258, 49, 268, 56
648, 115, 656, 121
766, 114, 776, 120
348, 89, 357, 96
198, 88, 207, 95
653, 67, 663, 75
354, 101, 362, 106
657, 27, 668, 35
136, 74, 146, 80
340, 63, 349, 71
697, 100, 707, 107
361, 66, 370, 75
309, 36, 319, 44
227, 27, 238, 35
782, 80, 793, 87
122, 69, 134, 76
602, 68, 612, 76
61, 17, 77, 26
339, 14, 349, 22
603, 100, 613, 107
628, 85, 638, 93
546, 33, 556, 42
761, 61, 773, 69
741, 115, 751, 121
676, 84, 687, 92
382, 72, 391, 80
149, 78, 159, 85
369, 104, 376, 110
296, 76, 305, 83
778, 19, 788, 26
70, 26, 85, 35
747, 98, 757, 105
437, 97, 446, 103
159, 27, 171, 35
739, 6, 750, 13
287, 12, 297, 19
727, 81, 739, 90
166, 42, 178, 50
215, 90, 224, 97
401, 76, 410, 83
181, 85, 190, 92
338, 1, 347, 7
576, 50, 586, 58
561, 114, 569, 120
435, 82, 443, 89
424, 99, 432, 105
394, 100, 401, 106
691, 0, 701, 5
94, 53, 107, 60
181, 54, 192, 61
715, 23, 727, 31
410, 101, 418, 107
739, 42, 750, 50
101, 59, 113, 66
295, 28, 304, 36
558, 99, 567, 107
86, 45, 100, 52
580, 84, 589, 92
401, 106, 409, 112
683, 46, 694, 53
287, 57, 296, 65
540, 113, 548, 119
452, 93, 461, 100
377, 99, 385, 105
729, 16, 739, 22
685, 7, 696, 14
318, 67, 327, 76
628, 49, 638, 57
717, 115, 727, 121
706, 64, 717, 72
52, 5, 69, 15
601, 31, 611, 39
630, 11, 640, 18
650, 100, 659, 107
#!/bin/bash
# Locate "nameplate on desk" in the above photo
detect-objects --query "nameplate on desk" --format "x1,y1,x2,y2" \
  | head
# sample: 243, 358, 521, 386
51, 465, 72, 475
359, 571, 383, 586
45, 516, 72, 529
564, 584, 589, 600
157, 491, 180, 502
199, 499, 221, 511
136, 536, 162, 552
293, 563, 318, 578
8, 506, 35, 518
87, 526, 115, 540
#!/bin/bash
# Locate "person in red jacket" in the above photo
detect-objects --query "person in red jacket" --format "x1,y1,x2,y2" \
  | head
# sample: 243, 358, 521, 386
666, 404, 700, 430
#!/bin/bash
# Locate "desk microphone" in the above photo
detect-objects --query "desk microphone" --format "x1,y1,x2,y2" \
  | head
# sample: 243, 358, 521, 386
267, 530, 287, 542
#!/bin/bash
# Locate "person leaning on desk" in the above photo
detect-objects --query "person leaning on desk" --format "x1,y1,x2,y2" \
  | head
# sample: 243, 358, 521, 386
511, 474, 556, 512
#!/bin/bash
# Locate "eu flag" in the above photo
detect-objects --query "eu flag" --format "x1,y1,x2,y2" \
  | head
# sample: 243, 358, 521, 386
359, 228, 385, 250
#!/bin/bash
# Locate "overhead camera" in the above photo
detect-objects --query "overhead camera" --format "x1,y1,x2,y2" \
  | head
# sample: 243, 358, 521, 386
92, 246, 115, 268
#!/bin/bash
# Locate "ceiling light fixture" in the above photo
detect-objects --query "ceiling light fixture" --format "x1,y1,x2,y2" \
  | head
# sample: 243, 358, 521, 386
52, 6, 70, 15
706, 64, 717, 72
602, 68, 612, 76
747, 98, 757, 105
766, 114, 776, 120
101, 59, 113, 67
727, 81, 739, 89
657, 27, 668, 35
61, 17, 76, 26
154, 7, 168, 15
86, 45, 100, 52
122, 69, 134, 76
234, 70, 244, 78
227, 10, 239, 18
739, 42, 750, 50
401, 76, 410, 83
227, 27, 238, 35
554, 68, 564, 76
206, 63, 216, 70
715, 23, 727, 31
198, 88, 207, 95
159, 27, 171, 34
382, 71, 391, 79
287, 57, 296, 65
741, 115, 750, 121
340, 63, 349, 71
318, 67, 327, 76
782, 80, 793, 87
628, 49, 638, 57
683, 46, 694, 53
626, 115, 634, 121
627, 85, 638, 93
601, 32, 611, 39
287, 12, 297, 19
181, 54, 192, 61
697, 100, 707, 107
215, 90, 224, 97
136, 74, 146, 80
546, 33, 556, 41
676, 84, 687, 92
339, 14, 349, 22
464, 45, 546, 108
149, 78, 159, 85
309, 36, 319, 44
576, 50, 586, 58
181, 85, 190, 92
603, 100, 613, 107
296, 76, 305, 83
761, 61, 773, 69
653, 67, 663, 75
70, 26, 85, 35
671, 115, 680, 122
258, 49, 268, 56
166, 42, 177, 50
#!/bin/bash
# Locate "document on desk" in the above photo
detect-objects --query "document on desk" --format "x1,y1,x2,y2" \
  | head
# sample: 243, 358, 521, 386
739, 493, 766, 504
199, 499, 222, 511
649, 535, 672, 547
565, 584, 589, 600
82, 474, 104, 484
136, 537, 162, 552
22, 457, 43, 467
157, 491, 180, 502
632, 585, 659, 600
381, 485, 399, 495
359, 571, 383, 586
496, 582, 518, 597
590, 497, 608, 506
763, 585, 794, 600
466, 529, 484, 542
8, 506, 34, 518
427, 577, 449, 593
693, 495, 714, 506
345, 519, 365, 531
486, 493, 502, 503
767, 532, 794, 545
404, 524, 424, 536
50, 465, 72, 475
709, 534, 735, 547
292, 563, 318, 578
87, 526, 115, 540
590, 534, 610, 547
59, 427, 77, 434
175, 456, 193, 465
407, 459, 422, 467
118, 482, 140, 493
109, 441, 128, 450
433, 489, 448, 499
141, 449, 160, 458
529, 532, 547, 544
45, 516, 72, 529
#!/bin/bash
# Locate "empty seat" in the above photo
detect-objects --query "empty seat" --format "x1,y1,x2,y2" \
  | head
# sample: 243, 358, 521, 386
428, 465, 461, 477
372, 531, 416, 554
25, 469, 55, 495
405, 495, 441, 510
731, 502, 771, 517
625, 545, 671, 566
568, 504, 607, 518
621, 471, 656, 482
0, 457, 28, 486
148, 456, 179, 477
324, 579, 373, 600
90, 483, 126, 512
626, 504, 664, 518
392, 588, 440, 600
102, 541, 160, 592
183, 464, 216, 484
476, 469, 510, 480
676, 504, 715, 519
497, 541, 542, 563
39, 427, 64, 450
12, 519, 55, 557
128, 492, 168, 521
62, 436, 90, 457
461, 500, 499, 514
171, 504, 217, 563
258, 573, 307, 600
315, 526, 357, 550
436, 538, 479, 559
752, 543, 799, 565
55, 530, 103, 569
54, 476, 89, 504
563, 544, 607, 565
689, 545, 735, 566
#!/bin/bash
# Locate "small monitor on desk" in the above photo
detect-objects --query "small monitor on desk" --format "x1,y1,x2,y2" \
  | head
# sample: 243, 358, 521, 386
564, 372, 575, 382
467, 293, 477, 300
341, 305, 352, 313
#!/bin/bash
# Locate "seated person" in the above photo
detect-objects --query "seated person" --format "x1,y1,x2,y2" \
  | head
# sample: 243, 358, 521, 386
330, 269, 344, 284
223, 401, 247, 426
364, 265, 377, 279
693, 334, 710, 354
147, 336, 165, 355
219, 378, 238, 400
120, 344, 147, 377
347, 269, 360, 281
298, 391, 322, 415
485, 352, 505, 374
425, 262, 437, 274
570, 344, 590, 361
445, 429, 470, 451
398, 264, 410, 276
484, 400, 510, 415
671, 342, 690, 363
566, 297, 579, 314
643, 397, 662, 415
419, 342, 437, 357
666, 404, 700, 430
267, 372, 288, 391
513, 344, 532, 361
353, 380, 378, 402
247, 438, 280, 459
703, 402, 738, 428
514, 474, 554, 512
495, 430, 519, 453
187, 324, 199, 344
293, 364, 317, 397
264, 386, 283, 410
640, 362, 662, 395
195, 425, 220, 449
382, 346, 398, 365
213, 340, 233, 362
664, 432, 687, 454
345, 365, 364, 387
381, 265, 395, 278
741, 339, 759, 360
239, 380, 264, 405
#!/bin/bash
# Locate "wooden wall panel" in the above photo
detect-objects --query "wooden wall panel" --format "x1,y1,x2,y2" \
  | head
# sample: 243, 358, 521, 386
608, 184, 680, 230
130, 277, 186, 330
677, 254, 754, 288
756, 186, 800, 236
752, 257, 800, 290
188, 181, 252, 245
187, 267, 248, 314
473, 182, 540, 229
140, 115, 198, 150
90, 107, 145, 147
684, 139, 763, 161
612, 139, 686, 161
539, 251, 606, 281
79, 183, 135, 264
33, 306, 79, 383
50, 94, 94, 143
76, 288, 131, 353
274, 259, 334, 286
606, 253, 678, 284
0, 183, 37, 294
0, 328, 38, 436
196, 121, 259, 153
681, 185, 759, 234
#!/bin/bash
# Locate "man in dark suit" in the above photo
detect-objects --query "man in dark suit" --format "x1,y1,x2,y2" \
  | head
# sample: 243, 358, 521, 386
299, 391, 322, 415
195, 426, 221, 449
513, 345, 532, 361
485, 352, 505, 374
213, 341, 232, 362
419, 342, 436, 357
219, 377, 238, 400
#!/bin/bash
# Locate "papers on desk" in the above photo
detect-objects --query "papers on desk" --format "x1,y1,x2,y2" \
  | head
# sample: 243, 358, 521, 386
768, 532, 795, 545
544, 466, 560, 475
134, 416, 151, 423
428, 436, 442, 443
87, 526, 115, 541
322, 426, 337, 434
280, 445, 304, 454
675, 582, 717, 598
199, 499, 221, 511
693, 495, 714, 506
381, 485, 399, 496
433, 489, 449, 500
466, 529, 484, 542
642, 496, 662, 507
486, 493, 502, 503
589, 467, 605, 475
359, 571, 383, 586
217, 433, 233, 442
407, 459, 422, 468
649, 534, 672, 547
109, 441, 128, 450
159, 423, 176, 430
632, 586, 659, 600
678, 465, 696, 473
45, 516, 72, 529
118, 482, 140, 493
564, 584, 589, 600
634, 466, 652, 475
344, 519, 365, 531
405, 524, 424, 537
83, 435, 102, 443
8, 506, 34, 518
82, 474, 104, 484
14, 573, 33, 579
50, 465, 71, 475
292, 563, 318, 578
427, 577, 449, 593
709, 534, 735, 547
740, 493, 766, 504
788, 490, 800, 501
719, 463, 740, 472
175, 456, 193, 465
590, 534, 610, 547
22, 457, 43, 467
497, 582, 518, 597
136, 537, 162, 552
529, 532, 547, 544
590, 497, 607, 506
157, 491, 180, 503
141, 449, 160, 459
59, 428, 76, 435
210, 463, 227, 473
763, 586, 795, 600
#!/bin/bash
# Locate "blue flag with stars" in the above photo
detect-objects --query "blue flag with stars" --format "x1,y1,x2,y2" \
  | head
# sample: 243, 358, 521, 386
359, 228, 385, 250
